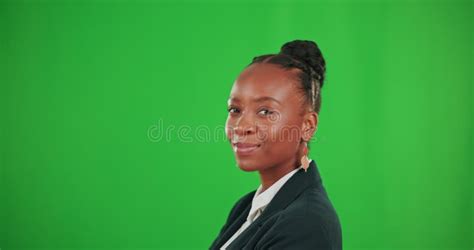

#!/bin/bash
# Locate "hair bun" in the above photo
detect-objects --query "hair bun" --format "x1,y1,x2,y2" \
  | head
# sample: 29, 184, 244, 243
280, 39, 326, 87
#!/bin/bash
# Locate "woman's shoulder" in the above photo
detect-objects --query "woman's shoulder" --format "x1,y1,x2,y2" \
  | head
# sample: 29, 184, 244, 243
280, 185, 341, 231
284, 186, 337, 217
260, 185, 342, 249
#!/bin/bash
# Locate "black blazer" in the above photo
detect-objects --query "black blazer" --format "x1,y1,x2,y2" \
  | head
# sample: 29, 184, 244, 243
210, 159, 342, 249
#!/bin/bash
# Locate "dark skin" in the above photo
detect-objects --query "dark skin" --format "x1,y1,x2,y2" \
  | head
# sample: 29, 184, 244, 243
225, 63, 318, 192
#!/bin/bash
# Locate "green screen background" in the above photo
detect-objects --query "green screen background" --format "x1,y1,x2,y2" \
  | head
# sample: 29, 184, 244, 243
1, 0, 472, 249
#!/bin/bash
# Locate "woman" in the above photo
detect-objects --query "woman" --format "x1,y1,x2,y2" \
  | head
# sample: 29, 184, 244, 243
210, 40, 342, 249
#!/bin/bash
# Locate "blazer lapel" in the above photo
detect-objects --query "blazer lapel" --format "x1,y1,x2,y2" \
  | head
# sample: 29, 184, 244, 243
255, 159, 321, 223
226, 160, 322, 248
210, 192, 254, 249
212, 160, 322, 249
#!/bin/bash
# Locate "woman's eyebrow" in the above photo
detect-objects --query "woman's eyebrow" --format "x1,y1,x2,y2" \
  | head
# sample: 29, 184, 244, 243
227, 96, 281, 105
228, 97, 240, 103
253, 96, 281, 105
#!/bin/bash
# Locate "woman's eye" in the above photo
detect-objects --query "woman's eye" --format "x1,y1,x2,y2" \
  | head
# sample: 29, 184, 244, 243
227, 107, 240, 113
258, 109, 274, 116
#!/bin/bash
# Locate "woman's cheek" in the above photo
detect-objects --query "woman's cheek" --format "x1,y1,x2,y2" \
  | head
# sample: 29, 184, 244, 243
255, 122, 270, 142
268, 120, 286, 143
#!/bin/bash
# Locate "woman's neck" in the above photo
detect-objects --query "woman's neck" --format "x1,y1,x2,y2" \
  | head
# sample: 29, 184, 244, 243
258, 157, 300, 192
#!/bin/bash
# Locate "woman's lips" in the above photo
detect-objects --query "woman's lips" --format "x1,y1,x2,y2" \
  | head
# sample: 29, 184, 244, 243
232, 142, 261, 156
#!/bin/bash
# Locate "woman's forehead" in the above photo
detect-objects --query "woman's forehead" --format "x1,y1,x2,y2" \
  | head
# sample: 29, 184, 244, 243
230, 63, 300, 103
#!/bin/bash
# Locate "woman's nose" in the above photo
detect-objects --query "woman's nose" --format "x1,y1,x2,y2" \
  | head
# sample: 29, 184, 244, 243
234, 115, 256, 136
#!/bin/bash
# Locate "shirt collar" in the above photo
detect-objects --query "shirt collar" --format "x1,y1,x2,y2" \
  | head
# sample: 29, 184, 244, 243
246, 159, 313, 222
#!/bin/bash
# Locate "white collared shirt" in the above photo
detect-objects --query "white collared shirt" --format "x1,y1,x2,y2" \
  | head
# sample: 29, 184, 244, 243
220, 160, 312, 249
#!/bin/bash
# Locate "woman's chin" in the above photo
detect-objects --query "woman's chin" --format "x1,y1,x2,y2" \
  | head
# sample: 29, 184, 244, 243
235, 159, 260, 172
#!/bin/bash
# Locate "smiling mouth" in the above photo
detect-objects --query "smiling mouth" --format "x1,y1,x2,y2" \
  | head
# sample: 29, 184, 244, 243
232, 142, 261, 156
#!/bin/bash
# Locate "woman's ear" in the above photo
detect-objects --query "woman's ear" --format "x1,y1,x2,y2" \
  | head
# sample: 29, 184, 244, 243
302, 111, 318, 141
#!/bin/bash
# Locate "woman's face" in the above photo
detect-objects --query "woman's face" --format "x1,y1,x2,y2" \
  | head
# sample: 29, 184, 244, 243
225, 63, 312, 172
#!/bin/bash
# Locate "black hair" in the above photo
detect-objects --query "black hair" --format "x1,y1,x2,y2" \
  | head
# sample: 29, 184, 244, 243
247, 39, 326, 114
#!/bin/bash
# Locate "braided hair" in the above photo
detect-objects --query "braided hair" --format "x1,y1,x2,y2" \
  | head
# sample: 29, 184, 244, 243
246, 40, 326, 114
